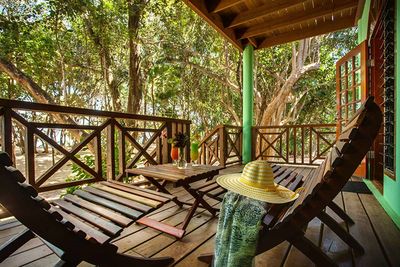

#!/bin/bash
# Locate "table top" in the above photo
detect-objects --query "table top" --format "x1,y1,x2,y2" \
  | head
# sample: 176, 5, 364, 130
126, 164, 224, 184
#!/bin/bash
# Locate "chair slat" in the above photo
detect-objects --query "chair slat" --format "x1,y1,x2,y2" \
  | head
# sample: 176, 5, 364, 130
64, 195, 133, 227
75, 189, 144, 219
52, 199, 122, 236
83, 186, 152, 213
92, 184, 161, 208
7, 167, 25, 183
280, 171, 298, 187
338, 128, 358, 141
52, 207, 111, 244
19, 183, 38, 197
198, 183, 222, 194
192, 179, 219, 191
331, 145, 343, 168
100, 181, 170, 203
33, 195, 51, 210
108, 180, 176, 200
274, 169, 292, 184
335, 140, 351, 154
287, 174, 304, 191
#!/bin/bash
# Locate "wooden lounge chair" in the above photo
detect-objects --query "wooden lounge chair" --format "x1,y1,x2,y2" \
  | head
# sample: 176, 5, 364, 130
198, 96, 382, 266
0, 152, 174, 266
195, 164, 355, 227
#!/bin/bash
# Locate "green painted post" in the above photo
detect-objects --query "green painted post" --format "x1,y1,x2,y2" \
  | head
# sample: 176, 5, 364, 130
242, 45, 254, 164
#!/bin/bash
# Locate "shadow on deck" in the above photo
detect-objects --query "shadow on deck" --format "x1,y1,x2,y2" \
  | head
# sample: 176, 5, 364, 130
1, 165, 399, 267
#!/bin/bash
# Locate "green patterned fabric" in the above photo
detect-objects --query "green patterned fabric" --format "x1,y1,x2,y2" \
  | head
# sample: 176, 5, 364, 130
214, 191, 269, 267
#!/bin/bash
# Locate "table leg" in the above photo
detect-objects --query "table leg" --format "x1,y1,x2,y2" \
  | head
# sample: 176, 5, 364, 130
179, 198, 200, 231
182, 184, 217, 216
178, 183, 217, 232
145, 176, 183, 207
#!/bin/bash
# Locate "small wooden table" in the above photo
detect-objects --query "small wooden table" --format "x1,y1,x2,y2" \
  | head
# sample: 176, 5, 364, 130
125, 164, 224, 238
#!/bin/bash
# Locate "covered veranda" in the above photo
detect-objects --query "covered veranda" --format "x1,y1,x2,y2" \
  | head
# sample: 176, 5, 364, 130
1, 0, 400, 266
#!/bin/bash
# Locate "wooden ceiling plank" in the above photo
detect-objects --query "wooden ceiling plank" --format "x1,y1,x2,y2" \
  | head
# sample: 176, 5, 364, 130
247, 37, 258, 48
239, 0, 358, 39
182, 0, 243, 50
228, 0, 306, 28
211, 0, 246, 13
258, 15, 355, 49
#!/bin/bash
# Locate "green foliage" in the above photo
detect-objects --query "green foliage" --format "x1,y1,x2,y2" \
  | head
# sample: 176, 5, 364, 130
1, 0, 357, 131
168, 132, 190, 148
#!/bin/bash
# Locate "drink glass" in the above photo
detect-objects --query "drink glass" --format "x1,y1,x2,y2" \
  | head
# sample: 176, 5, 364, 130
190, 142, 199, 166
171, 146, 179, 165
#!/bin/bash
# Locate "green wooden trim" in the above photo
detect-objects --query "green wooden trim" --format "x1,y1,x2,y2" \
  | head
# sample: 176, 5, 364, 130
363, 179, 400, 229
357, 0, 371, 42
242, 45, 254, 164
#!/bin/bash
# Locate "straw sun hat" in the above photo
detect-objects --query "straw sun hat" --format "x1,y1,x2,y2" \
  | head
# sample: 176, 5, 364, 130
217, 160, 300, 204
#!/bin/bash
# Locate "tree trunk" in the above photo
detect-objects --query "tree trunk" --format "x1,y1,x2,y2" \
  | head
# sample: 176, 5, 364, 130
84, 19, 122, 112
126, 0, 147, 115
256, 39, 320, 127
254, 39, 320, 158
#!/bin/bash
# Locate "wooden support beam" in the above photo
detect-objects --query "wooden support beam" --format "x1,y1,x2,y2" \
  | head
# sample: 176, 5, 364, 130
228, 0, 305, 28
210, 0, 245, 13
258, 15, 355, 49
182, 0, 243, 50
240, 0, 357, 39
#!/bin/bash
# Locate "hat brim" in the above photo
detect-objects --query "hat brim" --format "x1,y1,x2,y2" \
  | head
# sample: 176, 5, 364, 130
216, 173, 299, 204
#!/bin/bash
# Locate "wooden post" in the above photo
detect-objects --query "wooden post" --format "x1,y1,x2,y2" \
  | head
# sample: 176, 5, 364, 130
156, 135, 162, 164
219, 126, 227, 167
1, 108, 13, 160
94, 132, 103, 180
185, 123, 191, 162
309, 126, 313, 164
162, 122, 172, 164
251, 127, 256, 160
293, 127, 297, 164
106, 120, 115, 180
118, 129, 126, 179
25, 127, 35, 187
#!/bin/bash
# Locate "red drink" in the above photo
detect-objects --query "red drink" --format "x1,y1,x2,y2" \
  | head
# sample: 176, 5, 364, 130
171, 147, 179, 161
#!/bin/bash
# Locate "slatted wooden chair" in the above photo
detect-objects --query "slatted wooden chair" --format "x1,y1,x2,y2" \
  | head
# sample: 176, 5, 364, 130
0, 152, 174, 266
198, 96, 382, 266
195, 164, 355, 226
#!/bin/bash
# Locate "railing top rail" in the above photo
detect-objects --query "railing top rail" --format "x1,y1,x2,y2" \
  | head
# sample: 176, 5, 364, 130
222, 124, 242, 129
254, 123, 336, 129
199, 125, 221, 145
0, 98, 191, 124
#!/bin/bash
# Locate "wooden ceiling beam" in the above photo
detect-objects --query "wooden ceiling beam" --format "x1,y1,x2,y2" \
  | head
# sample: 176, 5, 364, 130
210, 0, 246, 13
182, 0, 244, 51
228, 0, 306, 28
258, 15, 355, 49
239, 0, 358, 39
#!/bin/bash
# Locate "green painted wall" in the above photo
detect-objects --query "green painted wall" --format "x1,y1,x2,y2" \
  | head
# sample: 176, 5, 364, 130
358, 0, 400, 226
242, 45, 254, 164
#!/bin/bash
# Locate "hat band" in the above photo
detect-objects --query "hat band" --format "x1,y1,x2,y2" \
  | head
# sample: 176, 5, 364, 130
239, 176, 278, 192
239, 176, 304, 199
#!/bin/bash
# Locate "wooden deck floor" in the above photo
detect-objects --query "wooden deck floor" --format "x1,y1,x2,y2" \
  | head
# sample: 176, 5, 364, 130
1, 165, 400, 267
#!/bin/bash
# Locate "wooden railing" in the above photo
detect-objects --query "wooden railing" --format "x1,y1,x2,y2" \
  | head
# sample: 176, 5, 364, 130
252, 124, 336, 165
198, 125, 242, 167
0, 99, 190, 192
